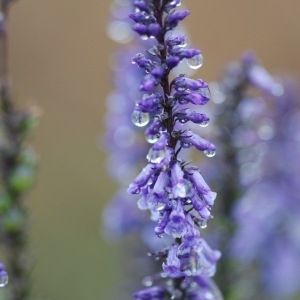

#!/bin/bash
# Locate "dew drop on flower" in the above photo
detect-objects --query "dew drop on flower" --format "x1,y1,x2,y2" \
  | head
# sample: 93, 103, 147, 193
146, 134, 160, 144
141, 35, 149, 40
142, 276, 153, 287
181, 142, 192, 149
200, 219, 207, 229
211, 192, 217, 202
174, 180, 191, 198
132, 110, 150, 127
157, 203, 166, 211
198, 86, 211, 99
146, 148, 166, 164
0, 272, 8, 287
179, 118, 188, 124
187, 53, 203, 70
178, 36, 188, 48
200, 120, 209, 127
204, 149, 216, 157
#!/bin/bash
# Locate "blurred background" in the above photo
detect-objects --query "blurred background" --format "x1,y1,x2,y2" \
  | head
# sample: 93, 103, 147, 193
5, 0, 300, 299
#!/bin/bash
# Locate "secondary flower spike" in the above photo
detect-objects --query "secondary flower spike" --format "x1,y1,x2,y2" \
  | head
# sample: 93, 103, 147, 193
128, 1, 222, 299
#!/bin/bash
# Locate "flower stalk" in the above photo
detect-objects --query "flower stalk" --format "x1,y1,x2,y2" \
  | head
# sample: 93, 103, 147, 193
128, 1, 221, 299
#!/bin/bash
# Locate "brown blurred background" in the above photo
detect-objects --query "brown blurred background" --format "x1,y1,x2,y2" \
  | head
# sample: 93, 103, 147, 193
5, 0, 300, 299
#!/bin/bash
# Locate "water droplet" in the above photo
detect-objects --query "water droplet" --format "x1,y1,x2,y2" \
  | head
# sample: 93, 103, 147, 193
185, 199, 192, 205
200, 219, 207, 229
200, 120, 209, 127
146, 134, 160, 144
211, 192, 217, 202
146, 148, 166, 164
204, 149, 216, 157
141, 35, 149, 40
187, 53, 203, 70
0, 272, 8, 287
142, 276, 153, 287
148, 46, 159, 56
179, 118, 188, 124
176, 86, 186, 92
181, 142, 192, 149
178, 36, 188, 48
199, 87, 210, 99
157, 203, 166, 211
173, 180, 191, 198
132, 111, 150, 127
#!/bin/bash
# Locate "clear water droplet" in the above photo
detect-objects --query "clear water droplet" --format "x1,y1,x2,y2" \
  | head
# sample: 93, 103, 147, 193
132, 111, 150, 127
148, 46, 159, 56
179, 118, 188, 124
173, 180, 191, 198
147, 178, 154, 186
146, 148, 166, 164
200, 120, 209, 127
141, 35, 149, 40
200, 219, 207, 229
199, 87, 210, 99
0, 272, 8, 287
185, 199, 192, 205
181, 142, 191, 149
176, 86, 186, 92
146, 134, 160, 144
157, 203, 166, 211
211, 192, 217, 202
187, 53, 203, 70
142, 276, 153, 287
204, 149, 216, 157
178, 36, 188, 48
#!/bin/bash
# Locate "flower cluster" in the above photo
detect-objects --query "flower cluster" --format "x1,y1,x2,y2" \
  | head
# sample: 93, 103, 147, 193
127, 1, 221, 299
202, 53, 300, 299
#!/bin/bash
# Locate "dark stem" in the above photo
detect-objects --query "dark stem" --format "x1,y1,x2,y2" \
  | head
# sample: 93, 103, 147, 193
153, 3, 188, 299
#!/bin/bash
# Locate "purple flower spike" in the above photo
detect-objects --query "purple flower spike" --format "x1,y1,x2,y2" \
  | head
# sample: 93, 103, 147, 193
127, 1, 221, 298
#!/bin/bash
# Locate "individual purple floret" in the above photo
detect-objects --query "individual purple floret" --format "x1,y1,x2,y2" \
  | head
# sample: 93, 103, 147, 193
128, 1, 221, 299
